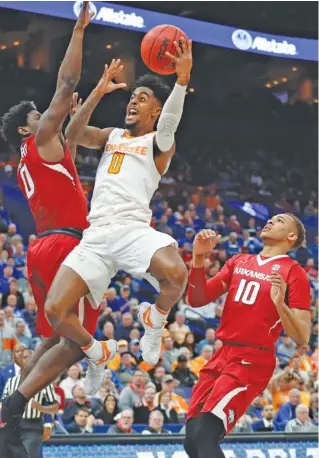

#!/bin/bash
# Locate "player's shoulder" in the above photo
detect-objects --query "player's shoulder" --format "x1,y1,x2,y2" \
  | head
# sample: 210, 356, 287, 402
228, 253, 254, 265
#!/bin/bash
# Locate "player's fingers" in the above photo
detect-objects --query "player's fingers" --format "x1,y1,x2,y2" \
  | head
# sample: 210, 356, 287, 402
173, 41, 182, 58
82, 1, 89, 13
180, 37, 187, 53
114, 83, 127, 90
188, 39, 192, 54
113, 65, 124, 77
165, 52, 177, 63
78, 98, 83, 106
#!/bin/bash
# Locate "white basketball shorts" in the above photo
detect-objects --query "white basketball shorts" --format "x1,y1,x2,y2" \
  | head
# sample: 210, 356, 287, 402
62, 221, 177, 308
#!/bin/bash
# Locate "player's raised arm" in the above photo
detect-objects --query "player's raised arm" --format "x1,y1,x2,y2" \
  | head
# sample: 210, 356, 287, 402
153, 38, 192, 174
65, 59, 126, 150
188, 230, 231, 308
270, 267, 311, 345
35, 2, 93, 160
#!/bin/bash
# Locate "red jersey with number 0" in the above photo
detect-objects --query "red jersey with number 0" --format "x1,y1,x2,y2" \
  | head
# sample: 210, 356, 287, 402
213, 253, 310, 349
17, 135, 88, 233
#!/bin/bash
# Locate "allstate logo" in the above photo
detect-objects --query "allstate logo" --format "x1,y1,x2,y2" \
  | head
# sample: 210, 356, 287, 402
232, 29, 253, 51
73, 1, 97, 19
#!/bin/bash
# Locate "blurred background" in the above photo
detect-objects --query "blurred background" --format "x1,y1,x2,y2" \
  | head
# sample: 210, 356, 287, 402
0, 2, 317, 458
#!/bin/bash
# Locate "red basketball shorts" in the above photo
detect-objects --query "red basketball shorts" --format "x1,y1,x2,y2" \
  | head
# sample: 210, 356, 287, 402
187, 344, 276, 434
27, 234, 99, 338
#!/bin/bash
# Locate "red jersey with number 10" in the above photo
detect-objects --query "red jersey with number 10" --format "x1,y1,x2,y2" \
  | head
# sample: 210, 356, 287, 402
214, 253, 311, 349
17, 135, 88, 233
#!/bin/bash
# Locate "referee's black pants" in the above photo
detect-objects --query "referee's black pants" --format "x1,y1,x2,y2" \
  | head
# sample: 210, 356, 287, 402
20, 419, 43, 458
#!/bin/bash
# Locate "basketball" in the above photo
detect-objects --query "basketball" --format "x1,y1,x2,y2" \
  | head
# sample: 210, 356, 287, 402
141, 24, 188, 75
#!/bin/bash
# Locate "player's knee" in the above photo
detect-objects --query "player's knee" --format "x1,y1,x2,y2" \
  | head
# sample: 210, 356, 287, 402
45, 294, 65, 328
165, 261, 188, 293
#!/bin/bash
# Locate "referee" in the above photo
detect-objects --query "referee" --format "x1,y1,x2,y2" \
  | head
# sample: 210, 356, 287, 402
3, 348, 58, 458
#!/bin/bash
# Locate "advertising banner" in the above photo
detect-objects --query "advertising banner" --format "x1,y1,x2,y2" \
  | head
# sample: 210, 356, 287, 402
0, 1, 317, 61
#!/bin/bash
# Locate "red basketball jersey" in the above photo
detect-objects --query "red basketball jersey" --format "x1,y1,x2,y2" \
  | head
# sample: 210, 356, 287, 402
215, 253, 311, 349
17, 135, 88, 233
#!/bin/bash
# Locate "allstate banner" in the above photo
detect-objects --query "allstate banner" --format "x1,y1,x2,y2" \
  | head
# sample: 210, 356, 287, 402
44, 441, 319, 458
227, 201, 270, 221
0, 1, 317, 61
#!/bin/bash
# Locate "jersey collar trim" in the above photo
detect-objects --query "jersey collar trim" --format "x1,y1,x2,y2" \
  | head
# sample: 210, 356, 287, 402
256, 254, 289, 266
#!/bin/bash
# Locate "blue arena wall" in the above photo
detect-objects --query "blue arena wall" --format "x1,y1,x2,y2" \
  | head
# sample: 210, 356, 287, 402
43, 434, 318, 458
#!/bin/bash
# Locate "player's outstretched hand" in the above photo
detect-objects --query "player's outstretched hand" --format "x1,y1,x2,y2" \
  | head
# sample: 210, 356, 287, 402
75, 1, 95, 30
95, 59, 127, 96
193, 229, 222, 256
270, 273, 287, 308
165, 37, 193, 84
70, 92, 82, 118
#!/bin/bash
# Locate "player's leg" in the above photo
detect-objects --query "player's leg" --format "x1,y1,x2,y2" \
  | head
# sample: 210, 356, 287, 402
140, 245, 188, 364
184, 418, 200, 458
113, 223, 187, 364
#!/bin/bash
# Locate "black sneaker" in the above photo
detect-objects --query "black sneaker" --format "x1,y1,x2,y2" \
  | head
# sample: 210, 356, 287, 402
0, 397, 27, 454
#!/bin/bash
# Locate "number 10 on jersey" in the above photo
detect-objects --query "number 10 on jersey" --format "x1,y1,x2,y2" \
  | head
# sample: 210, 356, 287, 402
234, 279, 261, 305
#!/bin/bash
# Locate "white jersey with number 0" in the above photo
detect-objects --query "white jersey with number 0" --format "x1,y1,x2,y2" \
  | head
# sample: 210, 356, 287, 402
88, 128, 161, 226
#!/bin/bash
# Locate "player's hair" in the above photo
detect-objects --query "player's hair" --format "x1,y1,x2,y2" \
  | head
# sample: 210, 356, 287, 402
285, 213, 306, 250
132, 74, 171, 106
1, 101, 37, 150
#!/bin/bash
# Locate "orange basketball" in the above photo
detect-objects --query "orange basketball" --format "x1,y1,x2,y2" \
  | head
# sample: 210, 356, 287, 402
141, 24, 188, 75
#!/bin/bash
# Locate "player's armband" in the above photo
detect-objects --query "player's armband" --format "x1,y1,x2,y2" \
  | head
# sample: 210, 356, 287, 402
155, 83, 187, 152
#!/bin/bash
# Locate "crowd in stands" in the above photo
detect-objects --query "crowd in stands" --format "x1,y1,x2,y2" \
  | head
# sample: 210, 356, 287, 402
0, 188, 317, 436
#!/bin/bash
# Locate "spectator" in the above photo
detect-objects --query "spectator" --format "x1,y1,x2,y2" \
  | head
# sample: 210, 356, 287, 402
97, 321, 115, 341
118, 352, 137, 384
214, 339, 223, 352
134, 385, 156, 424
154, 375, 188, 416
240, 230, 262, 254
172, 354, 197, 387
1, 279, 25, 309
106, 288, 122, 312
62, 384, 98, 425
252, 405, 280, 432
0, 308, 17, 368
97, 306, 116, 331
277, 334, 297, 364
162, 336, 178, 374
130, 338, 141, 362
169, 312, 190, 346
107, 409, 137, 435
230, 415, 253, 434
97, 394, 119, 424
157, 215, 171, 235
289, 356, 309, 383
65, 407, 100, 434
182, 332, 196, 357
107, 339, 130, 372
118, 369, 145, 411
15, 320, 32, 348
309, 321, 318, 352
103, 368, 123, 394
59, 364, 84, 399
151, 365, 166, 392
246, 395, 266, 422
117, 285, 131, 313
0, 342, 25, 396
142, 410, 170, 435
0, 265, 14, 293
309, 393, 318, 424
115, 312, 135, 341
294, 344, 315, 372
189, 345, 213, 378
195, 328, 215, 355
157, 391, 179, 424
285, 404, 317, 433
275, 388, 301, 425
304, 258, 318, 281
224, 232, 241, 257
21, 300, 37, 337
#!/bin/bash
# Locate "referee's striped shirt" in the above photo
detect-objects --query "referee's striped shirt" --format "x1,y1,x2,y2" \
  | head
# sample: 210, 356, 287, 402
3, 375, 57, 420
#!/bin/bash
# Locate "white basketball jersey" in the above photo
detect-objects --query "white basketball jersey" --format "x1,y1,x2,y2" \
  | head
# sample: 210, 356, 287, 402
88, 128, 162, 225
